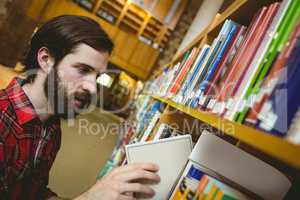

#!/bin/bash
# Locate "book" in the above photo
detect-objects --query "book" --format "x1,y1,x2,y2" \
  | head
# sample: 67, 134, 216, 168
166, 51, 191, 96
162, 63, 182, 97
215, 7, 269, 117
175, 45, 210, 103
212, 9, 265, 111
170, 162, 249, 200
183, 130, 291, 200
182, 45, 211, 105
169, 47, 199, 96
258, 37, 300, 135
140, 111, 162, 141
125, 135, 193, 200
153, 123, 183, 141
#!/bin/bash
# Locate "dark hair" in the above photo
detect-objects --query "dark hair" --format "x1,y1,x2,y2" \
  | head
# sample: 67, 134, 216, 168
23, 15, 114, 82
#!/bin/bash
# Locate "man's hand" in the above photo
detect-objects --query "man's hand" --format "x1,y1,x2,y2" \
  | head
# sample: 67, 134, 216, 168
75, 163, 160, 200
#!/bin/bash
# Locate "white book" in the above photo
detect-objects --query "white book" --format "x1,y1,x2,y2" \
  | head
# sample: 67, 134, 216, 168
125, 135, 193, 200
189, 130, 291, 200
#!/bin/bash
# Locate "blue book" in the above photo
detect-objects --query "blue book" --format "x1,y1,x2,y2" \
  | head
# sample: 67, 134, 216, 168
189, 40, 224, 108
259, 38, 300, 136
271, 38, 300, 136
199, 23, 238, 93
181, 45, 210, 101
189, 20, 232, 108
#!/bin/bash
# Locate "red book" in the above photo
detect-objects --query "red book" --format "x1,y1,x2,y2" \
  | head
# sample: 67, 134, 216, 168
219, 7, 268, 105
230, 4, 278, 97
217, 7, 268, 107
169, 47, 198, 95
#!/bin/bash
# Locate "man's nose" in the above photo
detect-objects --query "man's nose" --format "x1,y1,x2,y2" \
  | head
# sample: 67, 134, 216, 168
82, 76, 97, 94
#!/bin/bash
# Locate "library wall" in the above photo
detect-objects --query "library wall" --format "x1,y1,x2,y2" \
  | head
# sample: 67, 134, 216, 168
155, 1, 201, 70
0, 0, 38, 67
177, 0, 224, 54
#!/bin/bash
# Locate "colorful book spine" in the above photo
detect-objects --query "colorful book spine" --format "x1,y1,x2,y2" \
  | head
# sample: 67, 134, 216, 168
169, 48, 198, 95
175, 47, 209, 103
170, 162, 249, 200
215, 7, 268, 117
198, 22, 238, 107
167, 51, 192, 95
259, 37, 300, 135
189, 20, 233, 108
182, 45, 211, 105
225, 3, 280, 121
237, 0, 300, 123
209, 26, 246, 114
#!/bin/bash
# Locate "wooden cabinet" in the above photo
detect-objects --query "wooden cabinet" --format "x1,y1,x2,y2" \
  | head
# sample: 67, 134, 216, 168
28, 0, 180, 80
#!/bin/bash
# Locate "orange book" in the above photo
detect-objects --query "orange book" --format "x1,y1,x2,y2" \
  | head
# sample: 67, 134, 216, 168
169, 48, 198, 95
196, 175, 209, 200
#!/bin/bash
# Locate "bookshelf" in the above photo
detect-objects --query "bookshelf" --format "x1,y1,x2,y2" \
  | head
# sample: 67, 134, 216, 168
74, 0, 187, 49
151, 0, 279, 78
147, 0, 300, 171
99, 0, 300, 198
152, 95, 300, 169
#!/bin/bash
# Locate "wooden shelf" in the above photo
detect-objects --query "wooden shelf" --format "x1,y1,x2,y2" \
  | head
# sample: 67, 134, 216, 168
151, 95, 300, 170
127, 3, 147, 20
145, 24, 160, 33
75, 0, 184, 48
124, 12, 143, 26
102, 0, 122, 12
98, 5, 119, 19
119, 19, 139, 33
208, 0, 276, 38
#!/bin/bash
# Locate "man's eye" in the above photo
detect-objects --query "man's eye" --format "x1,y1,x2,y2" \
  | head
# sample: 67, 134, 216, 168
78, 67, 91, 74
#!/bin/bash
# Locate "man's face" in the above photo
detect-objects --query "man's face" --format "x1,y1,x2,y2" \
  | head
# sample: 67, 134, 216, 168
44, 43, 109, 119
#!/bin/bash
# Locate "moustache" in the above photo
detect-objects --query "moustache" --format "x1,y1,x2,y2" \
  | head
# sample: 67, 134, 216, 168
74, 91, 92, 108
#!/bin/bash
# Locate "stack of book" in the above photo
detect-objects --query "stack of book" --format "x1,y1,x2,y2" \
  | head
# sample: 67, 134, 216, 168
146, 0, 300, 142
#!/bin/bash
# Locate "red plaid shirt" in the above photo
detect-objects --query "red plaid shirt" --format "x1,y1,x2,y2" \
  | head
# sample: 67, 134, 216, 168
0, 78, 61, 200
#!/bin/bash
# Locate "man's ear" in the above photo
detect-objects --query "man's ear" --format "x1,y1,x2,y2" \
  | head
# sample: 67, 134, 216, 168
37, 47, 55, 73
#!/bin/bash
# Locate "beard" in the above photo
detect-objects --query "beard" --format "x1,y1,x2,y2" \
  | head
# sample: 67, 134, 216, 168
44, 67, 92, 119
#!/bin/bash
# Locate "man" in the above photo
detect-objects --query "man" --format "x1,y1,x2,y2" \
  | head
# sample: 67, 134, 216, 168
0, 15, 160, 200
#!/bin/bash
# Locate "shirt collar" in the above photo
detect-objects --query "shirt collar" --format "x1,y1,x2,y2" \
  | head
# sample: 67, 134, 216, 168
5, 77, 39, 125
